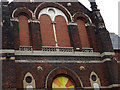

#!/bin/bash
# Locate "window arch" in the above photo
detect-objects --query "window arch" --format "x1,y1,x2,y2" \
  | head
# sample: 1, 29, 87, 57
90, 72, 101, 90
18, 14, 30, 46
23, 72, 36, 89
39, 7, 71, 47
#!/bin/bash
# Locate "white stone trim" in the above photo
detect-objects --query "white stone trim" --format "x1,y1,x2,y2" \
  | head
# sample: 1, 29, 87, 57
90, 71, 101, 88
117, 61, 120, 63
73, 12, 92, 24
34, 2, 72, 21
38, 7, 68, 22
67, 22, 78, 25
10, 18, 19, 22
12, 7, 34, 18
15, 60, 103, 63
101, 52, 115, 57
23, 72, 36, 88
0, 50, 116, 58
15, 50, 101, 57
84, 84, 120, 89
0, 49, 15, 54
28, 19, 40, 23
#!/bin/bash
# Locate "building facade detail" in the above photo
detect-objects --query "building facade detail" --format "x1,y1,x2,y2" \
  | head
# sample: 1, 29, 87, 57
1, 0, 119, 90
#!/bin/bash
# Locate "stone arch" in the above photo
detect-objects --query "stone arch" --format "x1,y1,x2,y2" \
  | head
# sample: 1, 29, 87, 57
90, 71, 101, 88
34, 2, 72, 22
45, 67, 83, 88
12, 7, 33, 19
73, 12, 92, 24
38, 7, 68, 23
23, 72, 36, 88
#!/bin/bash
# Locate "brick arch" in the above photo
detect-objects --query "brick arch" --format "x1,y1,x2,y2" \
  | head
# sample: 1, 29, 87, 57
73, 13, 90, 48
45, 67, 83, 88
73, 13, 92, 24
12, 8, 33, 19
34, 2, 72, 22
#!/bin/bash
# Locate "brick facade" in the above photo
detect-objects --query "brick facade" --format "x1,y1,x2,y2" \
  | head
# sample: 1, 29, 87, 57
1, 1, 119, 90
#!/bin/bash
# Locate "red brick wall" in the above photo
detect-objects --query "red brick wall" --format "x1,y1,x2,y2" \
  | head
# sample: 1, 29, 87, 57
77, 19, 90, 48
40, 15, 55, 46
19, 15, 30, 46
55, 16, 71, 47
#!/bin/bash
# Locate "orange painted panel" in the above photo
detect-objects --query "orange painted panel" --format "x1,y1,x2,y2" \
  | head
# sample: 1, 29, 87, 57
77, 19, 90, 48
55, 16, 71, 47
40, 15, 55, 46
19, 15, 30, 46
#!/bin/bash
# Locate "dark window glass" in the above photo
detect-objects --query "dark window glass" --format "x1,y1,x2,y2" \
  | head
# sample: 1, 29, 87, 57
26, 76, 32, 83
91, 75, 97, 81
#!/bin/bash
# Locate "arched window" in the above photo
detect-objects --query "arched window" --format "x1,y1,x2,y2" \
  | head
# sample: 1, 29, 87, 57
55, 16, 71, 47
19, 15, 30, 46
23, 72, 36, 89
77, 18, 90, 48
39, 7, 71, 47
40, 15, 55, 46
90, 72, 101, 90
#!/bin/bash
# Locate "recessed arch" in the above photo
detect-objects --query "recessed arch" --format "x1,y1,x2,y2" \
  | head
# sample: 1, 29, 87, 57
34, 2, 72, 22
76, 15, 90, 48
73, 12, 92, 24
45, 67, 83, 88
12, 7, 33, 19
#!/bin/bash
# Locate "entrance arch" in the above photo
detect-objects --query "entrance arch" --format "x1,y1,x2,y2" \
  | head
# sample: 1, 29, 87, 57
45, 67, 83, 89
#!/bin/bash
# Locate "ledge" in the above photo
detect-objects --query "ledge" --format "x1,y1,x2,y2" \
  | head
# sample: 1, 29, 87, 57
0, 49, 115, 57
15, 50, 101, 57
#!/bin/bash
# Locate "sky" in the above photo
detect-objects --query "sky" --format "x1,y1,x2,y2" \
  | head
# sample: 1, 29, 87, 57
1, 0, 119, 35
79, 0, 119, 35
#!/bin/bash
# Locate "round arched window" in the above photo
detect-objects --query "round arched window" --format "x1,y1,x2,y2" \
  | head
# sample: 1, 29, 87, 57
52, 76, 75, 89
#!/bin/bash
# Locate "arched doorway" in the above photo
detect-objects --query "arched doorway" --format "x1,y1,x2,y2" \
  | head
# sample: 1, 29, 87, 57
52, 75, 75, 89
